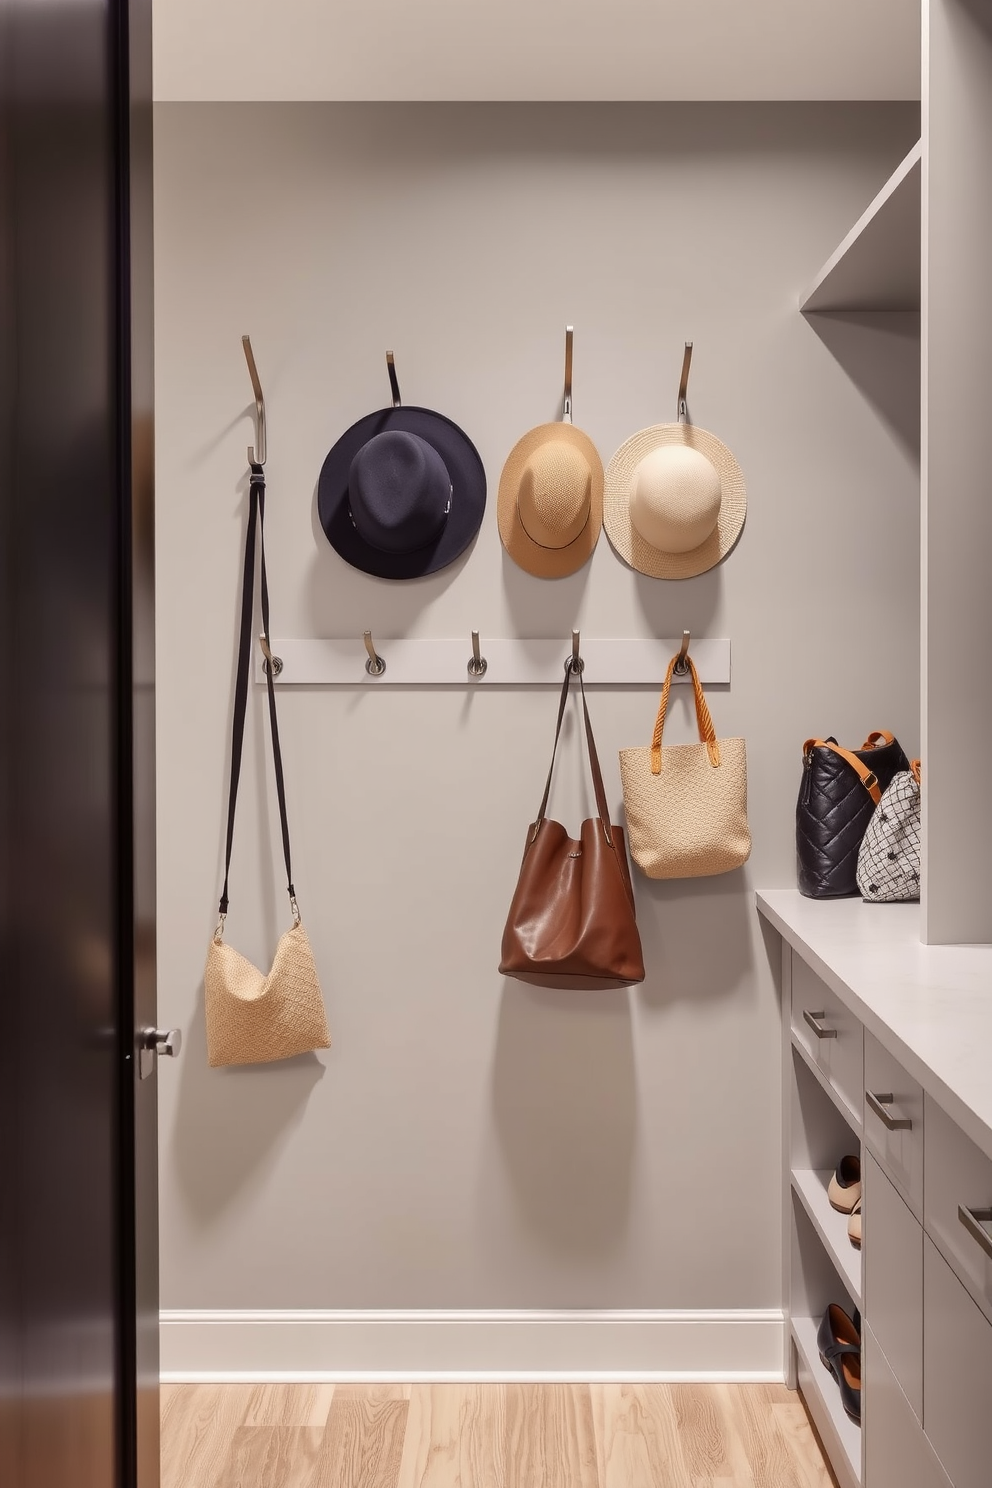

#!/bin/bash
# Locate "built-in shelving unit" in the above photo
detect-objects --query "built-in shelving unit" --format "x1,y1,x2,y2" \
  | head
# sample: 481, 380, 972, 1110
792, 1036, 864, 1141
791, 1168, 862, 1305
792, 1314, 863, 1486
799, 140, 921, 313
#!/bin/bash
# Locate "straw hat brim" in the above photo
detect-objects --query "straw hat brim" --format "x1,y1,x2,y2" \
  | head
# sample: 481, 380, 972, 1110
603, 422, 746, 580
497, 422, 604, 579
317, 405, 486, 580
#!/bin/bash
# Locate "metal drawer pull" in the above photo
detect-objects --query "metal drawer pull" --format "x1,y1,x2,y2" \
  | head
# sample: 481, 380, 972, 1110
803, 1009, 838, 1040
866, 1090, 912, 1130
959, 1205, 992, 1262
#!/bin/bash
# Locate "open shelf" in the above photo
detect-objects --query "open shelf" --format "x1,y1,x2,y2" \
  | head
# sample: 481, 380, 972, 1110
792, 1035, 863, 1141
792, 1315, 862, 1487
792, 1168, 862, 1305
800, 140, 921, 313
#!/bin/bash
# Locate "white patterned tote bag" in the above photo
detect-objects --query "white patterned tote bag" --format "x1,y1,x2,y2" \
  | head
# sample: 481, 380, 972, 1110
856, 760, 921, 903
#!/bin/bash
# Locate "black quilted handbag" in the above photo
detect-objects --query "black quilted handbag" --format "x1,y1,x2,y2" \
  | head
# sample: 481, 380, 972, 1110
796, 731, 909, 899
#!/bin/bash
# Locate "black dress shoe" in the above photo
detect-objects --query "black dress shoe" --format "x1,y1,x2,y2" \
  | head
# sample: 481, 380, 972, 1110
817, 1303, 862, 1424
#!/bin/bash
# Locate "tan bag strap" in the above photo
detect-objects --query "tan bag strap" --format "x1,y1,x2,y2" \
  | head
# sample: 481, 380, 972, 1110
650, 654, 720, 776
861, 730, 895, 749
910, 758, 922, 785
803, 737, 883, 806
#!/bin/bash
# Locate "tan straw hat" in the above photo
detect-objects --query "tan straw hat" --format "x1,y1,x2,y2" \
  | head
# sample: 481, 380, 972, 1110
604, 345, 746, 579
498, 327, 604, 579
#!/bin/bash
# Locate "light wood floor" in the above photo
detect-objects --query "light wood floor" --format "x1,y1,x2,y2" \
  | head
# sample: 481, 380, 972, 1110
162, 1382, 835, 1488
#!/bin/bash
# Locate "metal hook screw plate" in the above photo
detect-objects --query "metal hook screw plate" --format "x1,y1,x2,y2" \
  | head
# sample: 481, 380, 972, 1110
259, 634, 283, 677
468, 630, 488, 678
677, 341, 693, 424
363, 630, 386, 677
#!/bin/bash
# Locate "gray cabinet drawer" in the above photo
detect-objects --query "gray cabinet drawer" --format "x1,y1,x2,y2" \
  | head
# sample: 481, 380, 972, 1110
864, 1323, 950, 1488
923, 1236, 992, 1488
925, 1094, 992, 1326
864, 1153, 922, 1420
864, 1030, 924, 1220
791, 955, 864, 1125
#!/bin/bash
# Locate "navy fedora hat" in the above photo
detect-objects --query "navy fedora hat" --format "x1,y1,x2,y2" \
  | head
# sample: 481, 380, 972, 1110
318, 353, 487, 580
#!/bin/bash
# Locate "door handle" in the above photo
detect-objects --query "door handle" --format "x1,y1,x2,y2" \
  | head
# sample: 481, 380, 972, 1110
958, 1205, 992, 1262
865, 1090, 912, 1130
138, 1026, 182, 1079
803, 1009, 838, 1040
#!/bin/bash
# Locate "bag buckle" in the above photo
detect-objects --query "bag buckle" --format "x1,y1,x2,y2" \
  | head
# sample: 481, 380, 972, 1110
214, 913, 227, 943
290, 895, 301, 926
862, 772, 878, 794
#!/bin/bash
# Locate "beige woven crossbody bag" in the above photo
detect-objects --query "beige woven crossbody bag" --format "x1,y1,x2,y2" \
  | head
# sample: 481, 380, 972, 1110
619, 651, 751, 879
204, 463, 330, 1068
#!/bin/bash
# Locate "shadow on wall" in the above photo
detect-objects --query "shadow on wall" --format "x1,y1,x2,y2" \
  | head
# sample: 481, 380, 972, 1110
491, 981, 636, 1255
634, 869, 754, 1013
803, 311, 921, 461
172, 990, 324, 1222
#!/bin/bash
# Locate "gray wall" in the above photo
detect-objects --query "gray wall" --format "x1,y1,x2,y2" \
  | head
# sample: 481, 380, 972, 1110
154, 103, 919, 1325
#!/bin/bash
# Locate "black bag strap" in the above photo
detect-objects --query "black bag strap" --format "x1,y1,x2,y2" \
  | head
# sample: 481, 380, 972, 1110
532, 664, 615, 849
217, 464, 296, 929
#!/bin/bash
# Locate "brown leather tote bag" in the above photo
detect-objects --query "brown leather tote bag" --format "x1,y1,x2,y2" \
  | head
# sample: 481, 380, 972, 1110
499, 663, 645, 984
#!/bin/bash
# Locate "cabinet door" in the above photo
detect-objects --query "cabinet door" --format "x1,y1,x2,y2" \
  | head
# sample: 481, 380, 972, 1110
923, 1236, 992, 1488
864, 1154, 922, 1420
864, 1324, 950, 1488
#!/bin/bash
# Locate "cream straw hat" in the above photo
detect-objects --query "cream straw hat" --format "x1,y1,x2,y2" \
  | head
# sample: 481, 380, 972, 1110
604, 346, 746, 579
498, 327, 604, 579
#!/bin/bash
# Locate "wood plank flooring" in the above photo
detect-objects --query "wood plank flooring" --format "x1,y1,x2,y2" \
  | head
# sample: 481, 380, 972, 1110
162, 1383, 835, 1488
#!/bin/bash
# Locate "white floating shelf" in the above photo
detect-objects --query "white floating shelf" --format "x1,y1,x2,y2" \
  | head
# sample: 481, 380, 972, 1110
792, 1168, 862, 1306
800, 140, 921, 313
255, 637, 731, 688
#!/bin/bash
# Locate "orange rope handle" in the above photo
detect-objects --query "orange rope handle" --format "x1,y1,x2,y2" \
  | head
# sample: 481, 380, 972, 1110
650, 654, 721, 775
861, 730, 895, 750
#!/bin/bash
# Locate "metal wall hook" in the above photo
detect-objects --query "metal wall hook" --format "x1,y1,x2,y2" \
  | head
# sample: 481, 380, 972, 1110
677, 341, 693, 424
363, 630, 386, 677
467, 629, 488, 678
386, 351, 402, 409
673, 629, 691, 675
562, 325, 574, 424
566, 629, 584, 674
242, 334, 266, 466
259, 634, 283, 677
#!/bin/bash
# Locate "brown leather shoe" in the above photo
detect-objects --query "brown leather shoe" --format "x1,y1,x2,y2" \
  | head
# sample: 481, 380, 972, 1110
817, 1304, 861, 1424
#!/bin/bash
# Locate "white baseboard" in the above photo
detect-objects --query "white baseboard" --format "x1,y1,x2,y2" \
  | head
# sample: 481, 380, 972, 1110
160, 1308, 785, 1383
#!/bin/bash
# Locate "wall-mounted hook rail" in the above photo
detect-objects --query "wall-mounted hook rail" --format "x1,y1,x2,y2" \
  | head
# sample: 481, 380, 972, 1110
242, 334, 266, 467
363, 630, 386, 677
562, 325, 574, 424
386, 351, 402, 408
677, 341, 693, 424
259, 634, 283, 677
468, 630, 488, 679
673, 629, 691, 675
254, 637, 731, 688
569, 629, 584, 674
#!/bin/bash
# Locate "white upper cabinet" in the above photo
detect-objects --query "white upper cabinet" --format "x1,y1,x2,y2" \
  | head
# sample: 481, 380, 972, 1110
153, 0, 920, 102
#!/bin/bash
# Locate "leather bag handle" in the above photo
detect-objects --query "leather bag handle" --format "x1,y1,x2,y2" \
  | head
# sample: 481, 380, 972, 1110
650, 653, 720, 775
862, 730, 895, 749
532, 664, 615, 848
803, 737, 883, 806
217, 465, 297, 929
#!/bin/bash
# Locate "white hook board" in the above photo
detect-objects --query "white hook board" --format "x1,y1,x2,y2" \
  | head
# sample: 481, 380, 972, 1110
254, 637, 731, 687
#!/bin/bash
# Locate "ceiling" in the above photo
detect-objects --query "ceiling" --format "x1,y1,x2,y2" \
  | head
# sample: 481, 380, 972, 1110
153, 0, 921, 102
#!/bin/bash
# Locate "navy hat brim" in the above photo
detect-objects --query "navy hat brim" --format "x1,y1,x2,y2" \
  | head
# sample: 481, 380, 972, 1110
318, 406, 487, 580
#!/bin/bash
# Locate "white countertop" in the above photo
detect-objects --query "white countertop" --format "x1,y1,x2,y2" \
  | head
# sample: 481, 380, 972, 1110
756, 890, 992, 1163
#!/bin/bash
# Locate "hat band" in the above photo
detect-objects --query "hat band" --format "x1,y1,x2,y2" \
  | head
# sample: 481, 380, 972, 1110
349, 485, 453, 555
516, 495, 590, 552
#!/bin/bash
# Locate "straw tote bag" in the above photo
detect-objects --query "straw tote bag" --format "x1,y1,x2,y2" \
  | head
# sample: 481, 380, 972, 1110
205, 464, 331, 1068
499, 662, 645, 984
619, 653, 750, 879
